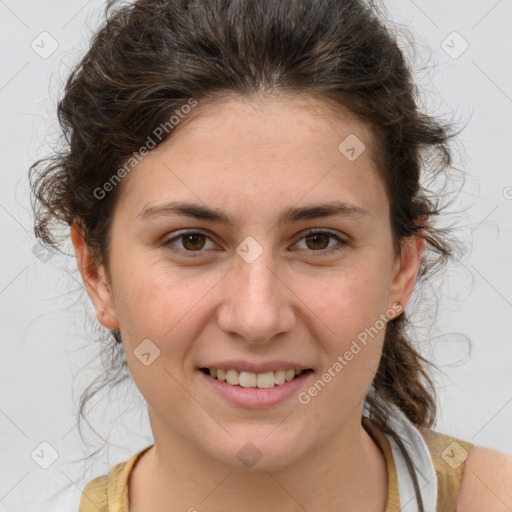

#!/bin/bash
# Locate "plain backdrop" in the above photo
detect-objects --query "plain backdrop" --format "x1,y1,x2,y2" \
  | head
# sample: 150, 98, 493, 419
1, 0, 511, 510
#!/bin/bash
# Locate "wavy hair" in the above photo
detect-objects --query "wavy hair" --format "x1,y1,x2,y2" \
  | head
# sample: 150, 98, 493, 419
29, 0, 465, 508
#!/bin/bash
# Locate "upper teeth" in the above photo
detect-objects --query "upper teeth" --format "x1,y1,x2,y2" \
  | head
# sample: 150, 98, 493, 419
208, 368, 304, 388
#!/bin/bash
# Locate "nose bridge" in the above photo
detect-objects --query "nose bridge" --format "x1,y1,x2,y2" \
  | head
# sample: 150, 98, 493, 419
217, 235, 294, 342
235, 238, 281, 312
237, 244, 277, 298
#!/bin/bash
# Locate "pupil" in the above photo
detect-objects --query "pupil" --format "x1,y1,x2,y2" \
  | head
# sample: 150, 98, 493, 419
184, 234, 205, 250
307, 233, 328, 250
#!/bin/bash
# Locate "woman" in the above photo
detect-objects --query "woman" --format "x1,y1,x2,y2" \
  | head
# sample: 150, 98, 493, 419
29, 0, 512, 510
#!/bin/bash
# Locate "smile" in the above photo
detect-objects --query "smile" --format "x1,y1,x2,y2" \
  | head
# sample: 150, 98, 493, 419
200, 368, 312, 388
198, 367, 315, 408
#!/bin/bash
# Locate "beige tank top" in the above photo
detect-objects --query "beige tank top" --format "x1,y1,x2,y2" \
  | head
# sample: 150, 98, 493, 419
79, 418, 473, 511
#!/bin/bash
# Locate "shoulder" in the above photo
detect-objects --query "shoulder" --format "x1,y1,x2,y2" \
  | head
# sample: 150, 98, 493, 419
79, 474, 108, 511
415, 425, 512, 510
79, 445, 154, 511
456, 444, 512, 511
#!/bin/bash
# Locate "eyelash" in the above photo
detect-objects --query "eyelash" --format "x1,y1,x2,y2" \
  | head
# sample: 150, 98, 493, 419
163, 229, 348, 258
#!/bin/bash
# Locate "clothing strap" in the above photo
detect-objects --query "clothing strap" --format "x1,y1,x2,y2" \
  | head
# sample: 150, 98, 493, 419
385, 404, 438, 512
368, 401, 474, 512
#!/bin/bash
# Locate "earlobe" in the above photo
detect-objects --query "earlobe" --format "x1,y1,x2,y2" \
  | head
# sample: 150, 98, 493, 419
70, 224, 119, 330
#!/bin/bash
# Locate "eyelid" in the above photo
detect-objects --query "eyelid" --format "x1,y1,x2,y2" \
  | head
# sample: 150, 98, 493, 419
163, 228, 348, 256
292, 228, 348, 256
163, 229, 219, 253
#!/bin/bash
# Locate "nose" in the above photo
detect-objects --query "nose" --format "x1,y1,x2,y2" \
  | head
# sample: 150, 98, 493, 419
216, 245, 296, 345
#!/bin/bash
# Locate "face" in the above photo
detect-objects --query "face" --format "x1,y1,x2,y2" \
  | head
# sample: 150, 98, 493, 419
73, 93, 423, 471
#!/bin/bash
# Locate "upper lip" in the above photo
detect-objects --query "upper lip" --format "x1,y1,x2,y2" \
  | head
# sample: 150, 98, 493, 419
199, 360, 313, 373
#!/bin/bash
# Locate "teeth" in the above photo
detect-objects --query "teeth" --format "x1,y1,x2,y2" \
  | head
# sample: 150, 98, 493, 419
206, 368, 306, 388
274, 369, 285, 385
225, 369, 239, 385
239, 371, 257, 387
285, 369, 295, 382
256, 371, 275, 389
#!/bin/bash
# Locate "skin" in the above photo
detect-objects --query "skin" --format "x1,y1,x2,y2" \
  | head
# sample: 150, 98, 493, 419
71, 93, 429, 511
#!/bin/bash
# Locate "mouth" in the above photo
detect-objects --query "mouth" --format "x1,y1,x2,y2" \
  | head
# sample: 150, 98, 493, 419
199, 367, 314, 389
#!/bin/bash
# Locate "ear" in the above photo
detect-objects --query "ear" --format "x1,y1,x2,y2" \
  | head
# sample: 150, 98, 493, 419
70, 223, 119, 330
387, 230, 426, 317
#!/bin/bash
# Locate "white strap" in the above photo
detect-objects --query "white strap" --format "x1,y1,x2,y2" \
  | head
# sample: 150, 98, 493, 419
385, 404, 438, 512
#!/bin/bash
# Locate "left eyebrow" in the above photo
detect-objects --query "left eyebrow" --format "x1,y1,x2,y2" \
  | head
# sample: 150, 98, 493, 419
138, 199, 371, 228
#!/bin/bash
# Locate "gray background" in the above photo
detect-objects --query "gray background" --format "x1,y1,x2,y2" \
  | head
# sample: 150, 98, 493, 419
1, 0, 511, 510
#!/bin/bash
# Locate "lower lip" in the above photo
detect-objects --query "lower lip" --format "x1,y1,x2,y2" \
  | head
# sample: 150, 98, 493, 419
198, 370, 314, 408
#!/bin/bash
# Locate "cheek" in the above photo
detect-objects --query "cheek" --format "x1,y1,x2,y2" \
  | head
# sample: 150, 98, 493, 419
111, 253, 179, 328
111, 255, 220, 355
298, 260, 391, 339
111, 258, 201, 403
293, 260, 389, 401
300, 299, 386, 423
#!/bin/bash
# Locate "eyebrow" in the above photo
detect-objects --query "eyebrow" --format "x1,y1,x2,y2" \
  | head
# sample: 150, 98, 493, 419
138, 200, 371, 227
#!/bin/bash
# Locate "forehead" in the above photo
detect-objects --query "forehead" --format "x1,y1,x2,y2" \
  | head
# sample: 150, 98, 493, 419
152, 92, 380, 167
116, 93, 388, 222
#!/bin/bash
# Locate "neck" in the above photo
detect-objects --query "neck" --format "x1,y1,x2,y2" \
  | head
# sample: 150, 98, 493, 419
129, 409, 387, 512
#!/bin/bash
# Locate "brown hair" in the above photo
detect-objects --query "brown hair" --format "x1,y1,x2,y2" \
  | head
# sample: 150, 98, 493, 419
29, 0, 464, 508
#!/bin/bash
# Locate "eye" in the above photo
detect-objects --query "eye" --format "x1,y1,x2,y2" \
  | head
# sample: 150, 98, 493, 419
163, 229, 347, 257
164, 230, 217, 255
293, 229, 347, 256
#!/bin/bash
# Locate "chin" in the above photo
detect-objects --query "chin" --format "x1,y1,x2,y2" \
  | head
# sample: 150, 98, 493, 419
205, 431, 310, 472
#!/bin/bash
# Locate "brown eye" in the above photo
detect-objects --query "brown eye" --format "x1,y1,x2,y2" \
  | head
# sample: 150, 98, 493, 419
294, 230, 347, 257
181, 233, 206, 251
304, 232, 331, 250
164, 231, 216, 254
